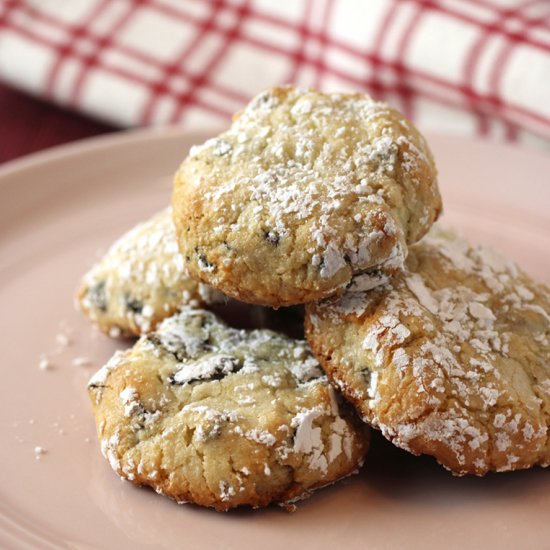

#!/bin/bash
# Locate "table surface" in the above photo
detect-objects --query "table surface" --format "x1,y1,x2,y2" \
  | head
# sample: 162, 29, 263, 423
0, 83, 115, 164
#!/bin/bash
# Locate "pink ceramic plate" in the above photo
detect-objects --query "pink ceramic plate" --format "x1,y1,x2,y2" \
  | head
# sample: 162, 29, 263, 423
0, 128, 549, 550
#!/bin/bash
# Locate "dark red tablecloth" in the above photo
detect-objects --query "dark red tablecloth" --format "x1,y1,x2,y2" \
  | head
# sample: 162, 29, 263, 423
0, 83, 116, 164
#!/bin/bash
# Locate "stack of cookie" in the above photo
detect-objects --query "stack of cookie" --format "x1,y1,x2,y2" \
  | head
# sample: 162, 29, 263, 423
80, 86, 550, 512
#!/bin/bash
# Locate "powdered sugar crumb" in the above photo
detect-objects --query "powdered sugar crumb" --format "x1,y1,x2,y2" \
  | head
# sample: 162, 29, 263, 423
38, 354, 53, 371
72, 356, 92, 367
34, 446, 47, 460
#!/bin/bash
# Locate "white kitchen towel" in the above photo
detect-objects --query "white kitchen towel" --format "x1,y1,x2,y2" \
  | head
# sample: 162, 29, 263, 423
0, 0, 549, 146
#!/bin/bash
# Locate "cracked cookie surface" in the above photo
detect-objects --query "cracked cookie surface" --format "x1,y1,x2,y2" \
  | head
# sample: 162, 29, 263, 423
77, 209, 222, 337
88, 308, 369, 510
172, 85, 441, 307
305, 226, 550, 475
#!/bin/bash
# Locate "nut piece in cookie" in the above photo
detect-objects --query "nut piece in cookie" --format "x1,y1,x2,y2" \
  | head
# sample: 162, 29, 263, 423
305, 225, 550, 475
173, 85, 441, 307
77, 209, 223, 337
88, 308, 369, 510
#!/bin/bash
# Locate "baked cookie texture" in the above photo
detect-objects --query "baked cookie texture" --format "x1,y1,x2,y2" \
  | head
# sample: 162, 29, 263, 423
77, 209, 223, 337
172, 86, 441, 307
88, 308, 369, 510
305, 226, 550, 475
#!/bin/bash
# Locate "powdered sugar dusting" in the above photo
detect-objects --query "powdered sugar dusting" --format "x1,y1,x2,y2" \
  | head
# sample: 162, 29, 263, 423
291, 408, 328, 473
88, 350, 126, 403
183, 86, 438, 290
79, 208, 222, 335
172, 354, 239, 385
90, 307, 368, 493
314, 224, 550, 474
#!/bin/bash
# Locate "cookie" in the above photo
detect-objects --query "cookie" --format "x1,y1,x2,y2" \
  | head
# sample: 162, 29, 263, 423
77, 209, 223, 337
88, 308, 369, 510
172, 85, 441, 307
305, 226, 550, 475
